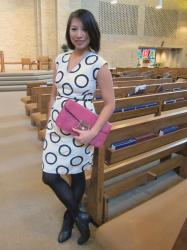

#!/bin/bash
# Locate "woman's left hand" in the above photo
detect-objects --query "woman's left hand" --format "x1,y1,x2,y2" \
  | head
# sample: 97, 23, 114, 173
72, 128, 97, 145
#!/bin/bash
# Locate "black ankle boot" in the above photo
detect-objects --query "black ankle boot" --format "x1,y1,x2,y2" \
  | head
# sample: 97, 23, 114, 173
74, 211, 90, 245
58, 210, 74, 243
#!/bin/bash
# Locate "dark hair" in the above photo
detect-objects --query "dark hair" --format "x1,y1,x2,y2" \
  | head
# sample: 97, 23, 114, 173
66, 9, 100, 53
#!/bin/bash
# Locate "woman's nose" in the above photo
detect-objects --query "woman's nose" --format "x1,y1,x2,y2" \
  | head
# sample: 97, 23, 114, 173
76, 29, 84, 37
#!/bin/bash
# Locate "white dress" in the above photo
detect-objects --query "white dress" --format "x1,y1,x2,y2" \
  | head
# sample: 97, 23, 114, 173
42, 51, 107, 175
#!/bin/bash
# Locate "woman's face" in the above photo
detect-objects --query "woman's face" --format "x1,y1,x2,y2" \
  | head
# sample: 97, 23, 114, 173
69, 17, 90, 51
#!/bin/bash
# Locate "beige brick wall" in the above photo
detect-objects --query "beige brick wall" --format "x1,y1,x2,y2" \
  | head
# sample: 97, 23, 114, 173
0, 0, 58, 65
0, 0, 37, 61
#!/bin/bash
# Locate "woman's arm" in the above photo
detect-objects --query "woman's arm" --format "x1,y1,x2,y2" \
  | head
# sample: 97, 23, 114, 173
90, 64, 115, 135
73, 64, 115, 144
47, 66, 57, 120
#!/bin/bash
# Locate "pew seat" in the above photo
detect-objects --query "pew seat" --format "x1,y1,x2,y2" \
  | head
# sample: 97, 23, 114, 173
20, 81, 47, 107
20, 96, 31, 104
30, 112, 47, 127
95, 179, 187, 250
25, 102, 38, 115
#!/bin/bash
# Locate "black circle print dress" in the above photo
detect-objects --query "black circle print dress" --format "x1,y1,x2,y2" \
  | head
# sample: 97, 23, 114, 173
42, 51, 107, 175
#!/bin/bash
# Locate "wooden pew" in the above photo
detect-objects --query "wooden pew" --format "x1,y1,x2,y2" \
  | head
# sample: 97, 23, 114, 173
94, 89, 187, 122
22, 76, 184, 118
95, 81, 187, 99
86, 110, 187, 225
25, 80, 186, 116
33, 87, 187, 129
114, 67, 187, 80
30, 93, 51, 127
25, 86, 52, 116
37, 89, 187, 141
20, 81, 47, 105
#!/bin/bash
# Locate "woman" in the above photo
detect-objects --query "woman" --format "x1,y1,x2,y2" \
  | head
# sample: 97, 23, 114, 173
42, 9, 115, 245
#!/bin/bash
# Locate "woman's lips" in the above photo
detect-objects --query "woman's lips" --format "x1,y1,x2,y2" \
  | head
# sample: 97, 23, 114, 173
75, 40, 85, 44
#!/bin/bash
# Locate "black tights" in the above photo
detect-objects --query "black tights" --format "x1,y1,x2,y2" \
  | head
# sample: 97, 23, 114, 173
42, 171, 86, 219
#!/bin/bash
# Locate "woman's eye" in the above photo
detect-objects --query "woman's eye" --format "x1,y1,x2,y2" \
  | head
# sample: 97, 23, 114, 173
70, 28, 77, 31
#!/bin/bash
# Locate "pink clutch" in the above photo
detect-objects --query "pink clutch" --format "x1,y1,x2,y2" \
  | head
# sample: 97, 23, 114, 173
55, 99, 112, 148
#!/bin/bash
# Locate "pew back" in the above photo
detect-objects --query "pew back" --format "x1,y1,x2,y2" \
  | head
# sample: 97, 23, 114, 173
113, 78, 173, 87
95, 81, 187, 99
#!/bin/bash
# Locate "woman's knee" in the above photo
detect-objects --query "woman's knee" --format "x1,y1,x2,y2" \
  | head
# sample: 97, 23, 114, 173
71, 172, 85, 184
42, 172, 58, 186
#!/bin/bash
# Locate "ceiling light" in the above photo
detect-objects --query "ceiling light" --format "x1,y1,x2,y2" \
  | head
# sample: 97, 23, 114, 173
111, 0, 117, 4
156, 0, 163, 9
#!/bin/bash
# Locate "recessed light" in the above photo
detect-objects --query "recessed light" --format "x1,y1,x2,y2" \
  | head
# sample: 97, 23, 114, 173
111, 0, 117, 4
156, 0, 163, 9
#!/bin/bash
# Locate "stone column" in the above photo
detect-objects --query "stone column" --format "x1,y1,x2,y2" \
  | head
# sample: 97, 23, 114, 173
35, 0, 82, 57
35, 0, 58, 58
56, 0, 70, 53
35, 0, 42, 56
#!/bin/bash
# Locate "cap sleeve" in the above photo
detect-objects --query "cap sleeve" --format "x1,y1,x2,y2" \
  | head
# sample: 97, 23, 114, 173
55, 53, 62, 71
97, 55, 107, 68
94, 55, 107, 79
